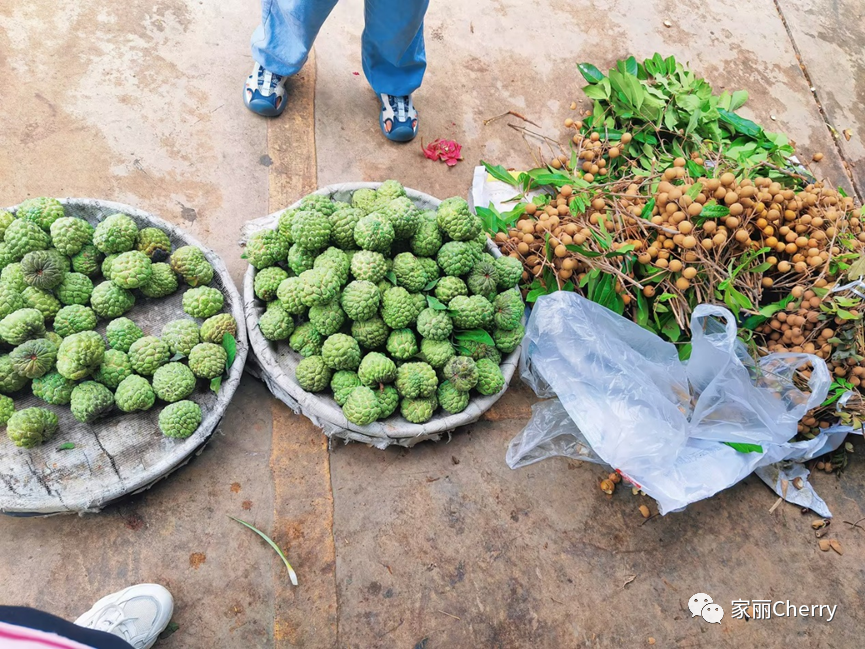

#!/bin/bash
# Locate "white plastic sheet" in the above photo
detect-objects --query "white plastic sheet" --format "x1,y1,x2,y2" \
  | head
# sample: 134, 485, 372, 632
507, 292, 850, 515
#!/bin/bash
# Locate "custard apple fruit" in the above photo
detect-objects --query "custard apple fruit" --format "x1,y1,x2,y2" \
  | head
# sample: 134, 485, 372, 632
105, 317, 143, 353
90, 281, 135, 318
159, 400, 202, 438
182, 286, 224, 319
32, 371, 76, 405
170, 246, 214, 287
161, 319, 200, 356
110, 250, 152, 289
6, 407, 58, 447
395, 362, 438, 399
128, 336, 170, 375
56, 330, 105, 380
115, 375, 156, 412
93, 349, 133, 389
295, 355, 332, 392
93, 213, 138, 254
50, 217, 94, 256
152, 362, 196, 402
70, 381, 114, 423
188, 342, 227, 379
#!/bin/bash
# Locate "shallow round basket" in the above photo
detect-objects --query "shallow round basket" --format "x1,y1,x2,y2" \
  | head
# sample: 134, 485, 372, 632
0, 199, 248, 516
243, 182, 521, 449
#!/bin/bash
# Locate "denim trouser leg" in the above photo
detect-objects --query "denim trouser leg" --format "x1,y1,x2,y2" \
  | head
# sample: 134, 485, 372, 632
251, 0, 429, 96
362, 0, 429, 96
251, 0, 340, 77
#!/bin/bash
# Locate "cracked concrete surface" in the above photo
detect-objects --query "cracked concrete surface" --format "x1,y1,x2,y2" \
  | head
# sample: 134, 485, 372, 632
1, 0, 864, 646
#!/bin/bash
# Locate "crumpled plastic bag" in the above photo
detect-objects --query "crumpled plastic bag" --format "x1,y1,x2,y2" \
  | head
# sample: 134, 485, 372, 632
507, 292, 850, 515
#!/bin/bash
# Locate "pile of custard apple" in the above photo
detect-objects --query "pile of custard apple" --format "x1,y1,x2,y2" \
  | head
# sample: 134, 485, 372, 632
245, 181, 525, 426
0, 198, 237, 449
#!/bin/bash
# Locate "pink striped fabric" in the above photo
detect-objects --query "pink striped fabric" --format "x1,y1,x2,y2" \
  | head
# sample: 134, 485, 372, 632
0, 622, 93, 649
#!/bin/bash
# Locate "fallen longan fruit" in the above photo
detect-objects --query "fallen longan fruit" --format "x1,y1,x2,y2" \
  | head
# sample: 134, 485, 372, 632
813, 152, 824, 162
676, 277, 691, 290
564, 118, 574, 128
682, 267, 697, 279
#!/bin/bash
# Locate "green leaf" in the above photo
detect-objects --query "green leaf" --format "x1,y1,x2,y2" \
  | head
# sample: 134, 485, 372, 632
639, 198, 656, 220
222, 333, 237, 370
836, 308, 860, 320
454, 329, 496, 346
385, 271, 397, 285
723, 442, 764, 454
565, 244, 603, 258
846, 253, 865, 280
635, 290, 650, 328
583, 83, 609, 101
622, 55, 638, 76
170, 352, 186, 362
577, 62, 605, 84
730, 90, 749, 111
686, 183, 703, 200
229, 515, 298, 586
210, 376, 223, 393
677, 343, 692, 361
686, 160, 706, 178
700, 204, 731, 219
660, 317, 681, 342
158, 621, 180, 641
426, 295, 448, 310
481, 161, 518, 186
525, 288, 546, 303
423, 278, 439, 291
56, 443, 75, 451
718, 108, 762, 138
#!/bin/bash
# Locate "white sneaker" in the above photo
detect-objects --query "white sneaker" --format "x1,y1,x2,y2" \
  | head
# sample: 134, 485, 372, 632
74, 584, 174, 649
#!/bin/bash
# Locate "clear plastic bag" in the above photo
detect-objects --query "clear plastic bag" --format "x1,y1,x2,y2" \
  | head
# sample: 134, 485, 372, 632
508, 292, 844, 514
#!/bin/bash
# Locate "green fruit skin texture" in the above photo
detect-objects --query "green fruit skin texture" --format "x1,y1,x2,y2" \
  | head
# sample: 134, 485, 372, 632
159, 400, 202, 438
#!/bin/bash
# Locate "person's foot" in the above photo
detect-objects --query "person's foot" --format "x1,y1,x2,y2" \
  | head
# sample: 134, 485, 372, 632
379, 94, 418, 142
244, 62, 288, 117
74, 584, 174, 649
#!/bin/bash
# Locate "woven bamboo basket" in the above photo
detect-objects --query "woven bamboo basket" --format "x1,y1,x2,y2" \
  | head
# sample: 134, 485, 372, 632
243, 182, 520, 448
0, 199, 248, 515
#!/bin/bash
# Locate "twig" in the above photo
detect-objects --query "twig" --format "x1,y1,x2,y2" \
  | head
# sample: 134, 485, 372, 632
843, 516, 865, 531
484, 110, 540, 128
437, 610, 462, 621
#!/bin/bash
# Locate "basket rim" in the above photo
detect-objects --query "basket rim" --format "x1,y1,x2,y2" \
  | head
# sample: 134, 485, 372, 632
242, 182, 521, 444
1, 198, 248, 514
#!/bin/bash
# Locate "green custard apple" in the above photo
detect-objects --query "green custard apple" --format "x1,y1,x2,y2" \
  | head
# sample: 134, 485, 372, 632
0, 308, 46, 345
187, 342, 227, 379
56, 330, 105, 380
159, 400, 202, 438
90, 281, 135, 318
258, 306, 295, 341
182, 286, 224, 319
71, 244, 103, 276
437, 380, 470, 414
50, 217, 94, 256
110, 250, 153, 289
115, 375, 156, 412
92, 349, 133, 390
254, 266, 288, 302
20, 250, 66, 290
92, 213, 139, 254
70, 381, 115, 423
105, 317, 143, 353
128, 336, 170, 376
32, 371, 76, 405
331, 370, 362, 406
136, 227, 172, 259
152, 362, 196, 402
395, 362, 438, 399
200, 313, 237, 344
17, 197, 65, 231
170, 246, 214, 287
9, 338, 58, 378
139, 262, 179, 298
245, 229, 289, 269
295, 355, 332, 392
6, 407, 59, 448
160, 319, 200, 356
55, 273, 94, 306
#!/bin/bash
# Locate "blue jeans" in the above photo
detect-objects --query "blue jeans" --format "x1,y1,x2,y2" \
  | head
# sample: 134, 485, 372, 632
251, 0, 429, 97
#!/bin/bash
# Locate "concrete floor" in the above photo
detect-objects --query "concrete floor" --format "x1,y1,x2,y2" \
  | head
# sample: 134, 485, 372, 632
1, 0, 864, 647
